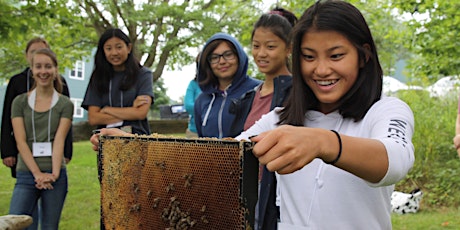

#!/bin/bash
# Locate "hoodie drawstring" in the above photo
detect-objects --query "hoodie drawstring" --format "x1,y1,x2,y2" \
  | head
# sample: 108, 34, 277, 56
202, 94, 216, 127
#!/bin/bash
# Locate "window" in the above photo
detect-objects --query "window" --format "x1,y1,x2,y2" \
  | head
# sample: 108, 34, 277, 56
71, 98, 84, 118
70, 61, 84, 80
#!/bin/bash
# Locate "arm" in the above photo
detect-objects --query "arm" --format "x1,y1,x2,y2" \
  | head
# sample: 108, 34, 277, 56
248, 99, 414, 185
51, 118, 72, 180
100, 95, 152, 121
87, 106, 123, 126
184, 81, 197, 114
1, 79, 18, 167
11, 117, 50, 184
251, 126, 388, 183
90, 128, 133, 151
60, 75, 73, 163
453, 112, 460, 157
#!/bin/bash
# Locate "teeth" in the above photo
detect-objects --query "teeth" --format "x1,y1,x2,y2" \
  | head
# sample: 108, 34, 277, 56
317, 80, 337, 86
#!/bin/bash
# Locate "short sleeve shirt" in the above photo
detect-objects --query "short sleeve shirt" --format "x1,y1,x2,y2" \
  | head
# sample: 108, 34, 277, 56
11, 93, 74, 171
82, 67, 154, 134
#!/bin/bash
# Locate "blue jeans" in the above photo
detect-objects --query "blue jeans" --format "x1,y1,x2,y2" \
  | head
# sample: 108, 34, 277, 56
9, 169, 68, 230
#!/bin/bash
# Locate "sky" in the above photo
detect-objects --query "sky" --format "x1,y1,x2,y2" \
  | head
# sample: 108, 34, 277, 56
162, 63, 197, 102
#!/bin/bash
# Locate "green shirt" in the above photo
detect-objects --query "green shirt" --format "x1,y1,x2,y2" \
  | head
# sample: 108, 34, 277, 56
11, 93, 74, 172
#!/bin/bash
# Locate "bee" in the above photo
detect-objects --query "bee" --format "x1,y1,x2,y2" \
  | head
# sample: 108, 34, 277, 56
201, 215, 209, 224
153, 197, 161, 208
155, 161, 166, 170
183, 173, 193, 188
132, 183, 139, 194
129, 204, 140, 212
139, 158, 145, 166
166, 183, 175, 193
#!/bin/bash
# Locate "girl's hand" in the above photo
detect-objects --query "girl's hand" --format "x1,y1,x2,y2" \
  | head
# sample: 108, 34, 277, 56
133, 96, 150, 108
34, 172, 56, 190
90, 128, 132, 151
2, 156, 16, 168
35, 181, 54, 190
453, 134, 460, 149
251, 126, 326, 174
453, 134, 460, 158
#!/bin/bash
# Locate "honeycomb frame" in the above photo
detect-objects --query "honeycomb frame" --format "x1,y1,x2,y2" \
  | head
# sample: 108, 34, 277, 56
98, 135, 258, 230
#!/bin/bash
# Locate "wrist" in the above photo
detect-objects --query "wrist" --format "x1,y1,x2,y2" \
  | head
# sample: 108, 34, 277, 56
52, 173, 59, 180
324, 130, 342, 165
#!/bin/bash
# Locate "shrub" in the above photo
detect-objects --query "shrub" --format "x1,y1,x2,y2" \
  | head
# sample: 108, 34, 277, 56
395, 89, 460, 209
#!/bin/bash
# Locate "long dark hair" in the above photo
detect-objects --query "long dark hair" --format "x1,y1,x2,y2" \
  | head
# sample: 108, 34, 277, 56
89, 28, 141, 95
279, 0, 383, 126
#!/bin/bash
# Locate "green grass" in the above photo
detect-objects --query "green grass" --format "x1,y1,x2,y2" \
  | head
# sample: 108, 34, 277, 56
0, 141, 100, 229
1, 140, 459, 229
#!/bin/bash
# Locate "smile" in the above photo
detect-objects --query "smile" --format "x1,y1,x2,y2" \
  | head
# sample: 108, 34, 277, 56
316, 80, 338, 86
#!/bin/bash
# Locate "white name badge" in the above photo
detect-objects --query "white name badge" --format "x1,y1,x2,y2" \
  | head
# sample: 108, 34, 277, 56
33, 142, 53, 157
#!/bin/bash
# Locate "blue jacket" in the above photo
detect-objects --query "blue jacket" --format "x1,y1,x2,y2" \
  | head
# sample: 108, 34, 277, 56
229, 75, 292, 230
194, 33, 261, 138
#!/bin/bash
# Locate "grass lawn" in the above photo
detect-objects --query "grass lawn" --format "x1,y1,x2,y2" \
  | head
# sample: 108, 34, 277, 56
1, 140, 459, 229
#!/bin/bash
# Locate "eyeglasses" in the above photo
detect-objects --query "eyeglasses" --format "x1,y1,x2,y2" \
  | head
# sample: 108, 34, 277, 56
208, 50, 236, 64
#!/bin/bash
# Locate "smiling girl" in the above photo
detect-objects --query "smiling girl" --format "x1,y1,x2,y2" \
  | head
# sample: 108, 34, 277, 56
237, 1, 415, 229
229, 8, 297, 230
194, 33, 260, 138
82, 28, 154, 135
9, 48, 73, 229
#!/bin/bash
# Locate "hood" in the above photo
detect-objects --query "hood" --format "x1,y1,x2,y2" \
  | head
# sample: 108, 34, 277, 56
197, 32, 249, 94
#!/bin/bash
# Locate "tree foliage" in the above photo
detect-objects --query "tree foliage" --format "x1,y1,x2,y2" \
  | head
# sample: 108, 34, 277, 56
2, 0, 459, 87
392, 0, 460, 83
0, 0, 96, 78
74, 0, 264, 82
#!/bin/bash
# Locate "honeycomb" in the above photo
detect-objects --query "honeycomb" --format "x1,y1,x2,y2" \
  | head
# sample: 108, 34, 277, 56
98, 135, 258, 230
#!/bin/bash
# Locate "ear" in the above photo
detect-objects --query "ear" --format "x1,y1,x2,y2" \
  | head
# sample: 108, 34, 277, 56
360, 44, 371, 67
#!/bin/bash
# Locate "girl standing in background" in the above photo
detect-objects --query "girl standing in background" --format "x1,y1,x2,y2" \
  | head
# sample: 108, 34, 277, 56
9, 48, 73, 229
229, 7, 297, 230
82, 28, 154, 135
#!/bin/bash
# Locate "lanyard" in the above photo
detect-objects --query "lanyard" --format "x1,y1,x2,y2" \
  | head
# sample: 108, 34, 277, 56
27, 69, 31, 91
29, 89, 58, 142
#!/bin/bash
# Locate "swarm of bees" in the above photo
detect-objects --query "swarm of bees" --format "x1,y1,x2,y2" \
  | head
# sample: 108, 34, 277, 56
161, 196, 199, 229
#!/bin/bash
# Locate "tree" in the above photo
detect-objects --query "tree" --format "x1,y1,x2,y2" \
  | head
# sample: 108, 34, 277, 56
152, 77, 170, 110
392, 0, 460, 83
0, 0, 96, 78
74, 0, 265, 82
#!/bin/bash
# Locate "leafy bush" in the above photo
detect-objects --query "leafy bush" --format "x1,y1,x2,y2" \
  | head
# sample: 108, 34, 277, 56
395, 89, 460, 209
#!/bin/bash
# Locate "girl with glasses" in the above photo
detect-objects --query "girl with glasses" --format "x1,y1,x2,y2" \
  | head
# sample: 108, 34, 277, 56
194, 33, 261, 138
